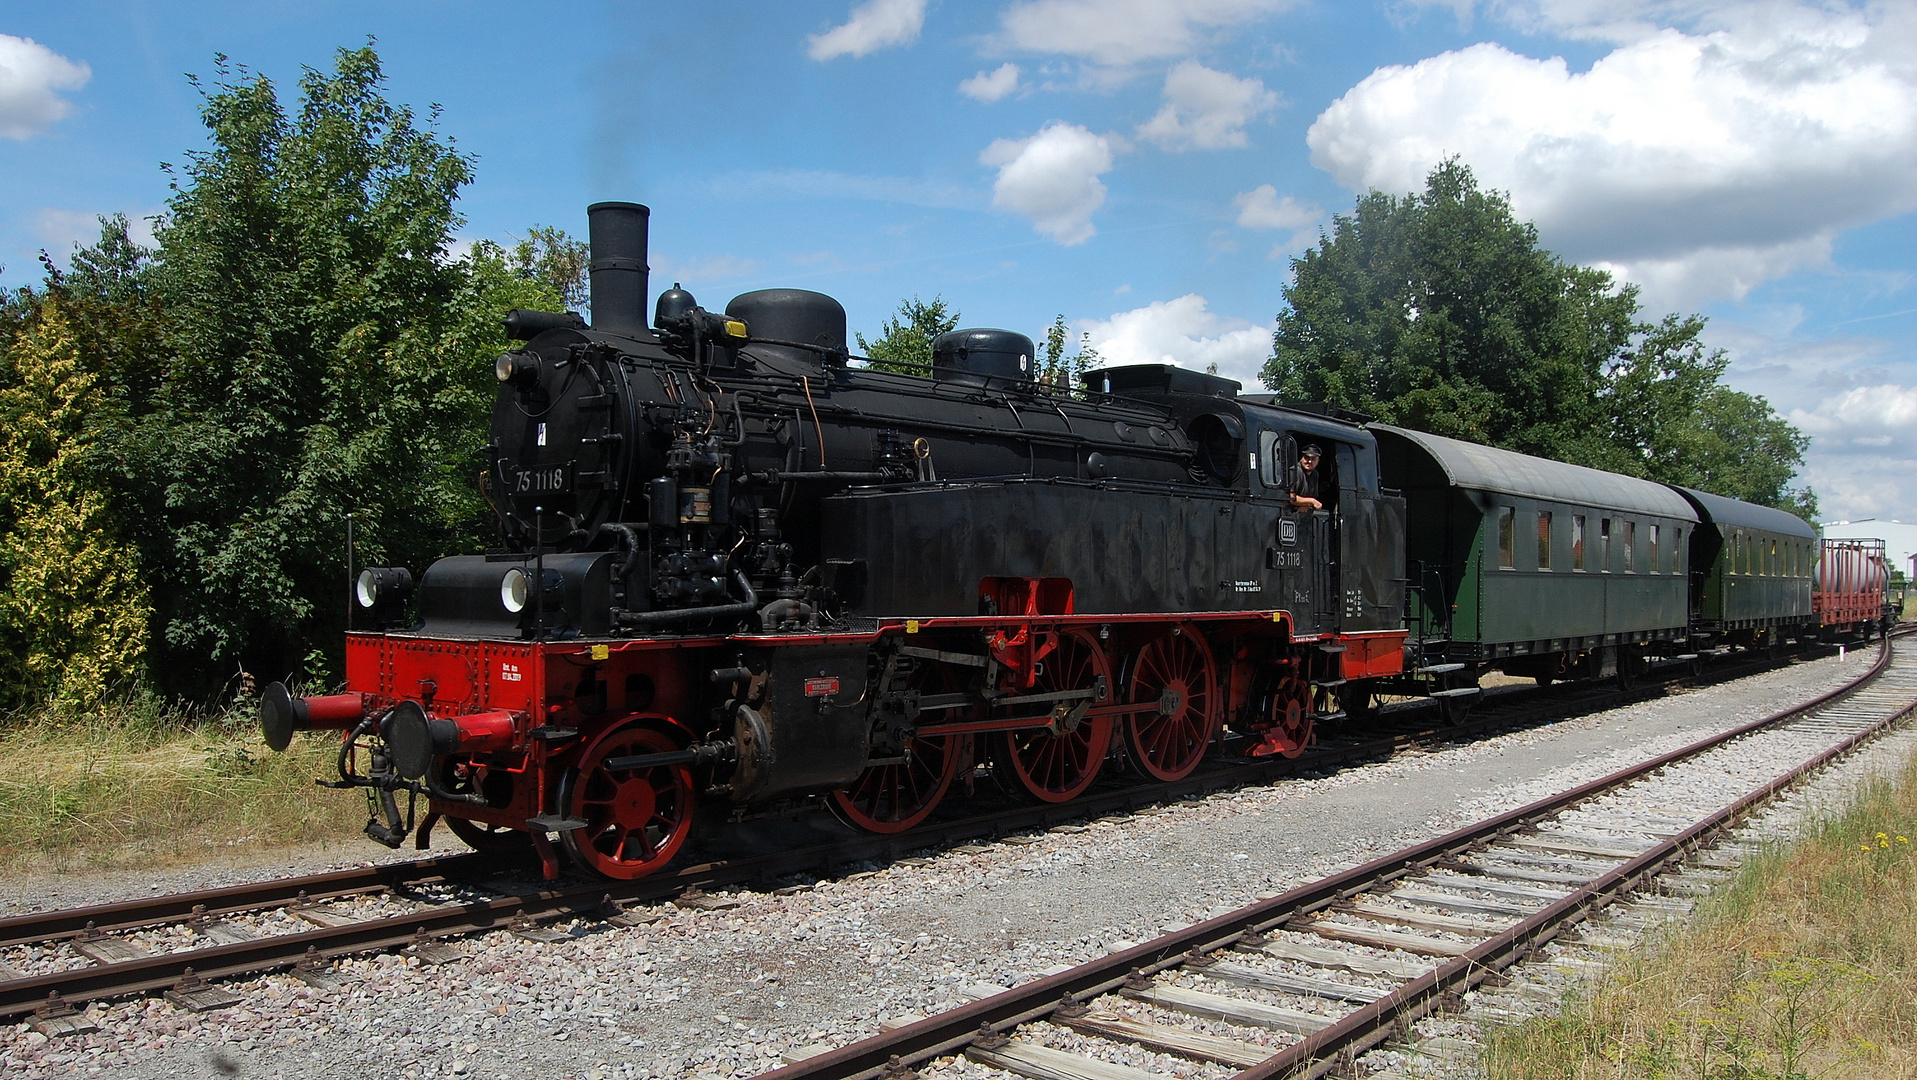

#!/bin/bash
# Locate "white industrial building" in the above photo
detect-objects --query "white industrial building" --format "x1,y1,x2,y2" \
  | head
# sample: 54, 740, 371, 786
1820, 519, 1917, 580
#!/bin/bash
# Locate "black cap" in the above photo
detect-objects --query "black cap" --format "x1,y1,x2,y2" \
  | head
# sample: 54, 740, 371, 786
1301, 444, 1324, 458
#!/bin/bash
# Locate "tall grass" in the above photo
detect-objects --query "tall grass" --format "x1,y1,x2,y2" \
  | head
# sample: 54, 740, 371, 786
1482, 747, 1917, 1079
0, 690, 366, 870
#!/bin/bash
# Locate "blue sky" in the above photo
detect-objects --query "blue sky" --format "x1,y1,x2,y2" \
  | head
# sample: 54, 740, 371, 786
4, 0, 1914, 523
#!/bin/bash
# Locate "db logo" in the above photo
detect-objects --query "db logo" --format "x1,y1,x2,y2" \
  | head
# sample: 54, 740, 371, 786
501, 662, 524, 683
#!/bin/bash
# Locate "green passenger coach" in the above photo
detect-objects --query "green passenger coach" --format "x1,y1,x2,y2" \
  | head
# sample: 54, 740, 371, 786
1374, 425, 1700, 686
1673, 486, 1817, 644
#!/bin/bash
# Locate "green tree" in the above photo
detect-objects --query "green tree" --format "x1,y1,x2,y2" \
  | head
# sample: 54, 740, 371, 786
506, 225, 589, 310
1600, 314, 1816, 517
0, 299, 152, 708
1266, 159, 1814, 513
127, 45, 483, 693
1036, 314, 1099, 391
856, 295, 958, 375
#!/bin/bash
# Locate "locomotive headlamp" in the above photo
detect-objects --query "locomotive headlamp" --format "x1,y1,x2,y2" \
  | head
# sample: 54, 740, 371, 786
354, 567, 414, 629
500, 567, 530, 613
494, 350, 541, 387
356, 567, 413, 609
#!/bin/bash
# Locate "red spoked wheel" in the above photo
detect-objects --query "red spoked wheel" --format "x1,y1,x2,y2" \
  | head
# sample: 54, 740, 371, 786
829, 732, 969, 834
829, 662, 971, 833
1124, 627, 1218, 781
1249, 675, 1314, 759
999, 629, 1114, 803
561, 724, 696, 880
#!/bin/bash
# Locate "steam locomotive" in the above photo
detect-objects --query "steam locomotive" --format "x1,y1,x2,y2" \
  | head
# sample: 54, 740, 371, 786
258, 201, 1874, 881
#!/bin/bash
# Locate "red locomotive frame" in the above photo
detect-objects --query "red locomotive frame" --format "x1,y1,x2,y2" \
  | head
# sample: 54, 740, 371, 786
307, 581, 1404, 880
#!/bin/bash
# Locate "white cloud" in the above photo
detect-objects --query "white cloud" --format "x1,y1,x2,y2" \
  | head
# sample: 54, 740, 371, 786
1307, 8, 1917, 309
961, 63, 1023, 102
998, 0, 1295, 68
1789, 383, 1917, 521
1135, 60, 1278, 150
981, 122, 1118, 245
1790, 384, 1917, 456
1232, 184, 1322, 254
0, 35, 90, 140
1078, 294, 1273, 387
807, 0, 927, 61
33, 208, 157, 255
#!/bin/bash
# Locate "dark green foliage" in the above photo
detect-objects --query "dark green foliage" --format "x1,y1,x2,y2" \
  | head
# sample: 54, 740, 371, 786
121, 46, 481, 692
856, 295, 958, 375
1266, 160, 1814, 515
0, 45, 579, 707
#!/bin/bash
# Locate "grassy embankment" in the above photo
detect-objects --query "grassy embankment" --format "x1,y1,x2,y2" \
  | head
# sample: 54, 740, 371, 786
1482, 745, 1917, 1079
0, 692, 365, 871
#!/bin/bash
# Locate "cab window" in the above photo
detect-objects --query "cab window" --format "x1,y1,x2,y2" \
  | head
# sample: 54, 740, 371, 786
1257, 429, 1288, 490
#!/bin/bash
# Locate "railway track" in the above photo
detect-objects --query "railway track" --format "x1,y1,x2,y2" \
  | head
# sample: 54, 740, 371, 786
0, 638, 1871, 1029
755, 628, 1915, 1080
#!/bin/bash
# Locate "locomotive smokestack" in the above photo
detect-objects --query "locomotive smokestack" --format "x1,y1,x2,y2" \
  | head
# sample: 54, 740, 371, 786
587, 201, 651, 336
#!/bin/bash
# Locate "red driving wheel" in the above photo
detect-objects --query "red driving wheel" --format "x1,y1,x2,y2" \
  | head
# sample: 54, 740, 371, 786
1251, 675, 1314, 759
999, 629, 1114, 803
829, 660, 970, 833
1124, 627, 1218, 781
561, 724, 696, 880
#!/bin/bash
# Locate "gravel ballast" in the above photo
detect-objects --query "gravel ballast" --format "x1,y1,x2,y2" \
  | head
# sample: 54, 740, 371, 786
0, 648, 1895, 1080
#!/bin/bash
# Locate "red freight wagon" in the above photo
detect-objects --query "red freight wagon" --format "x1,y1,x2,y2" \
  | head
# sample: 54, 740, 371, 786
1814, 538, 1889, 635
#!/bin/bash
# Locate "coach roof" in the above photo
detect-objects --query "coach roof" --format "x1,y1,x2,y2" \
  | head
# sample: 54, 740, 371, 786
1674, 487, 1817, 539
1372, 424, 1697, 520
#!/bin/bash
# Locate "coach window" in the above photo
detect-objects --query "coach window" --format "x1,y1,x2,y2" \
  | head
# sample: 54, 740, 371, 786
1572, 515, 1586, 570
1623, 521, 1637, 572
1599, 518, 1612, 571
1673, 529, 1683, 574
1649, 524, 1660, 572
1537, 511, 1553, 570
1496, 507, 1515, 569
1771, 540, 1779, 576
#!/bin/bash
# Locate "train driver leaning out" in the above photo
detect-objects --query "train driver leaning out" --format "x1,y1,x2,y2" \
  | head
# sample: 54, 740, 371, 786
1289, 443, 1324, 511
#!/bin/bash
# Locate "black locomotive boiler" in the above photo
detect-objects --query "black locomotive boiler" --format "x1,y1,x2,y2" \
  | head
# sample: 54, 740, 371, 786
260, 200, 1841, 880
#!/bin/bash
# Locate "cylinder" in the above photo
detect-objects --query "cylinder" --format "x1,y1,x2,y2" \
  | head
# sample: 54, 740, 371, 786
587, 202, 651, 337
